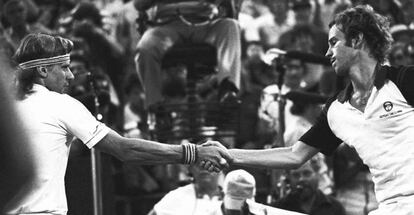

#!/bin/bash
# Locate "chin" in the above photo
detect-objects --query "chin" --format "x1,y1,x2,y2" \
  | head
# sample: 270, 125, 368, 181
61, 87, 69, 94
335, 66, 348, 77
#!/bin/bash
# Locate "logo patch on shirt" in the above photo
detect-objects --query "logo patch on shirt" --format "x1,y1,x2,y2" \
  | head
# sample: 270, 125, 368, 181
383, 101, 393, 112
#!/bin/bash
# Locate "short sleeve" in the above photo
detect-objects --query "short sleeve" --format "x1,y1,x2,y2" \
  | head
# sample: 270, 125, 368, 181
299, 96, 342, 156
388, 66, 414, 107
58, 95, 110, 148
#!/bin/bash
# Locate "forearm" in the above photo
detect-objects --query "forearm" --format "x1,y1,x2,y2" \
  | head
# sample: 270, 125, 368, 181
120, 138, 182, 164
229, 147, 302, 169
96, 130, 183, 164
229, 141, 319, 169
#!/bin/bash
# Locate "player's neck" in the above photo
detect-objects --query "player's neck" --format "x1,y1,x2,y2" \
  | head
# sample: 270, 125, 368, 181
349, 58, 378, 93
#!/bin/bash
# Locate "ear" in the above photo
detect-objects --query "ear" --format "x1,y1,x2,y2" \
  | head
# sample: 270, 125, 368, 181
351, 33, 364, 49
36, 66, 48, 78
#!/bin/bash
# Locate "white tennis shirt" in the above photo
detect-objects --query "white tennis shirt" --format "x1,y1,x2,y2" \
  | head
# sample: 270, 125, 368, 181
5, 84, 109, 215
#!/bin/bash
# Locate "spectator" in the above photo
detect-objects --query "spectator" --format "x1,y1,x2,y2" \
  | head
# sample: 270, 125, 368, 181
0, 25, 15, 88
147, 165, 224, 215
366, 0, 405, 26
333, 144, 378, 215
1, 0, 52, 51
66, 2, 126, 108
284, 92, 333, 195
390, 24, 414, 44
221, 169, 256, 215
275, 160, 346, 215
67, 43, 113, 121
238, 0, 275, 43
123, 72, 147, 138
238, 41, 273, 148
257, 58, 307, 147
400, 0, 414, 27
319, 0, 351, 33
258, 0, 293, 49
389, 42, 414, 66
277, 0, 329, 91
134, 0, 241, 108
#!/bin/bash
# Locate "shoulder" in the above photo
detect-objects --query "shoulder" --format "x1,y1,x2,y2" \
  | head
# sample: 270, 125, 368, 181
42, 92, 94, 123
164, 184, 195, 198
385, 65, 414, 82
384, 65, 414, 106
50, 93, 88, 111
323, 91, 342, 113
154, 184, 195, 212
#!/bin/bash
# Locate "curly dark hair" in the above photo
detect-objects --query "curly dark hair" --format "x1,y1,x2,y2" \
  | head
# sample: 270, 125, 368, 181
13, 33, 73, 100
329, 5, 393, 63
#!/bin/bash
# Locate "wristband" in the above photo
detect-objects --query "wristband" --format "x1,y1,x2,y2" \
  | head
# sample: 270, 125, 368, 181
181, 143, 197, 164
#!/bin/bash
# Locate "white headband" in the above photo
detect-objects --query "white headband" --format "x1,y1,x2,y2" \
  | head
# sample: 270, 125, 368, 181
18, 54, 70, 70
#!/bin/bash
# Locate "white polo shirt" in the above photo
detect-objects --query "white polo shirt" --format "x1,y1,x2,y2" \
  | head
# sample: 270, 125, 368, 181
328, 80, 414, 203
300, 65, 414, 204
153, 184, 223, 215
5, 84, 109, 215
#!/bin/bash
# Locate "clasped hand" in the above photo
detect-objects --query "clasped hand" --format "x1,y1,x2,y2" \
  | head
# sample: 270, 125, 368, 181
196, 140, 233, 172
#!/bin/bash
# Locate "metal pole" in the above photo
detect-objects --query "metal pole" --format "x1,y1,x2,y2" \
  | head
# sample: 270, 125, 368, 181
267, 56, 289, 204
88, 73, 103, 215
91, 148, 103, 215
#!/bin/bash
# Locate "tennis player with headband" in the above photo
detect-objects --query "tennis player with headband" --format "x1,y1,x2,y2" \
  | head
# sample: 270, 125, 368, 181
4, 33, 230, 215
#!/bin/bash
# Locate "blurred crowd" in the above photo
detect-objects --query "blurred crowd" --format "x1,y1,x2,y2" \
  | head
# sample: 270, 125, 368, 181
1, 0, 414, 214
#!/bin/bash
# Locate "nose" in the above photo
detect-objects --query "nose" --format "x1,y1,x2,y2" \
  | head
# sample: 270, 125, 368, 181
66, 69, 75, 80
325, 48, 332, 58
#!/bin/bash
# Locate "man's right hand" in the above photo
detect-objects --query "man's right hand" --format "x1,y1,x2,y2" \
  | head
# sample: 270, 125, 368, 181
197, 141, 233, 172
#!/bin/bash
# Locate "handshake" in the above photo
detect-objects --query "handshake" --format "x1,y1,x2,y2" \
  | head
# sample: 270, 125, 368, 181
190, 141, 233, 172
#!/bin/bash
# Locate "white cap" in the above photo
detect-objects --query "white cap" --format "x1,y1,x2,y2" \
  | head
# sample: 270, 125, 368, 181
223, 169, 256, 210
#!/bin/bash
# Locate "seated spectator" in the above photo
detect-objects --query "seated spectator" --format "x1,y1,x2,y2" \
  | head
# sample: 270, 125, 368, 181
68, 42, 115, 124
0, 25, 15, 88
238, 41, 274, 148
390, 24, 414, 44
389, 42, 414, 66
65, 2, 126, 105
333, 144, 378, 215
134, 0, 241, 107
366, 0, 405, 26
281, 91, 334, 195
277, 0, 329, 91
274, 161, 346, 215
258, 0, 292, 49
221, 169, 256, 215
147, 165, 223, 215
1, 0, 52, 51
123, 72, 147, 138
257, 58, 307, 148
400, 0, 414, 28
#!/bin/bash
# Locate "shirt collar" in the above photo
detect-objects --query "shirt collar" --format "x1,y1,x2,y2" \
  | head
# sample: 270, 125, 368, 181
32, 84, 49, 92
337, 63, 386, 103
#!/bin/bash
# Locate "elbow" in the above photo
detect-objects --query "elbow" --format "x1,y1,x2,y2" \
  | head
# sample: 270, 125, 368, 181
290, 158, 306, 169
288, 150, 308, 169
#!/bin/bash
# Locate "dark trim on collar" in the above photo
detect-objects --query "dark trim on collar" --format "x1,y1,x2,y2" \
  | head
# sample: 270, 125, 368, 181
337, 63, 386, 103
337, 83, 352, 103
374, 64, 387, 89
